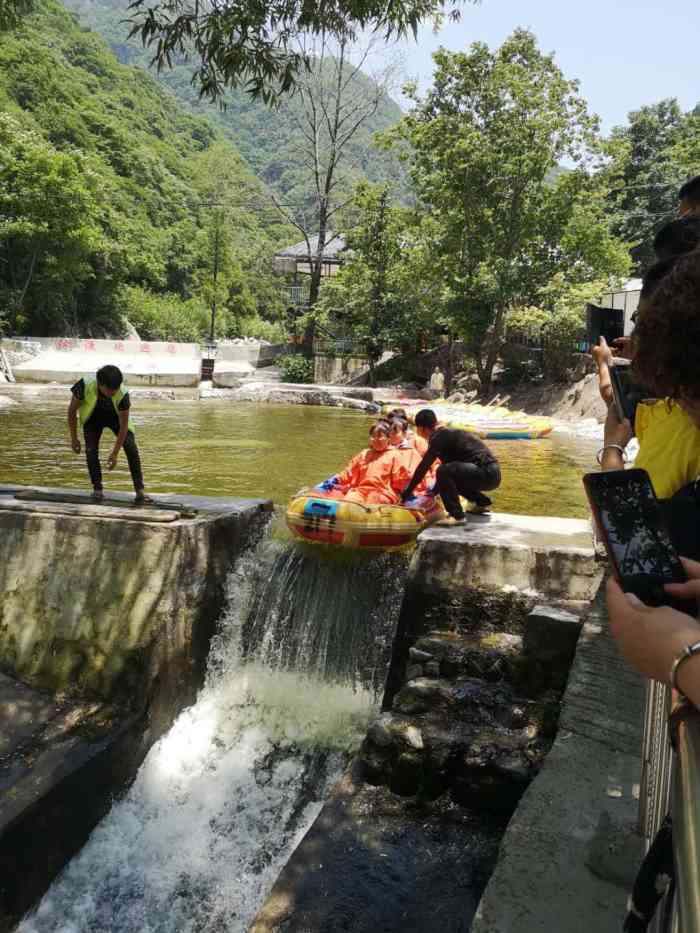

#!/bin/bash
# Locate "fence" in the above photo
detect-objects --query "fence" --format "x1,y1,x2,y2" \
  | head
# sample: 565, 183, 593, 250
640, 681, 700, 932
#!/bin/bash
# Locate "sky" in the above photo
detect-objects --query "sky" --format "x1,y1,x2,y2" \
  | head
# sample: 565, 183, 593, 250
381, 0, 698, 133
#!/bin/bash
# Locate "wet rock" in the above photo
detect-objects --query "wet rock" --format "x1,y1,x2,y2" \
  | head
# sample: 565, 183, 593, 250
367, 713, 395, 748
405, 663, 424, 682
519, 605, 582, 693
425, 661, 441, 678
409, 647, 433, 662
390, 752, 425, 797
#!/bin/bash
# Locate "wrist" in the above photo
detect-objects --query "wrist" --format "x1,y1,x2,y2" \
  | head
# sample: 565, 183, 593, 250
674, 648, 700, 702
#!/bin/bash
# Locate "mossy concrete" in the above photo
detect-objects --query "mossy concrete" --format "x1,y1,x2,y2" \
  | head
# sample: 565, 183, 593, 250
0, 485, 272, 719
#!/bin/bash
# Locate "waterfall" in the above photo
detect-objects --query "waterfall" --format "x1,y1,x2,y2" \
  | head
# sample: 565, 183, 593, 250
20, 534, 408, 933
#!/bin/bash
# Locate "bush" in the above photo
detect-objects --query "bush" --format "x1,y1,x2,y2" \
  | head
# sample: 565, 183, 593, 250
278, 354, 314, 383
120, 286, 208, 342
238, 315, 287, 344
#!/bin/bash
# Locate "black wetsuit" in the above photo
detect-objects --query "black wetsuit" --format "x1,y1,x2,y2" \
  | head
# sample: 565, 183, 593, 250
401, 427, 501, 519
71, 379, 144, 492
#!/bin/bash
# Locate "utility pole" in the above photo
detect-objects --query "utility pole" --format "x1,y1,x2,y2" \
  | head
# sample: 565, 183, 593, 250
209, 216, 220, 346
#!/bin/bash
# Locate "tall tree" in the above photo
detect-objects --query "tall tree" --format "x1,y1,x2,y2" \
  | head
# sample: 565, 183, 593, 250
603, 100, 688, 273
127, 0, 463, 103
270, 36, 401, 353
391, 30, 627, 392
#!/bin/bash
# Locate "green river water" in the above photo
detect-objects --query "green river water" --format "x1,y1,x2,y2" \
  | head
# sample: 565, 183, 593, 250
0, 396, 598, 517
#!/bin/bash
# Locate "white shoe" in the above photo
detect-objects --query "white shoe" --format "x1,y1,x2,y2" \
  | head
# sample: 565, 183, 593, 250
438, 515, 466, 527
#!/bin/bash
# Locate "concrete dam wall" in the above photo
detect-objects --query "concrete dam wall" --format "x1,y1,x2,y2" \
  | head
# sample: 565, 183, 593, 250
0, 486, 271, 929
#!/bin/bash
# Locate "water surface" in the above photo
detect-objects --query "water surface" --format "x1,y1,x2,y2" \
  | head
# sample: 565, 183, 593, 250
0, 397, 597, 516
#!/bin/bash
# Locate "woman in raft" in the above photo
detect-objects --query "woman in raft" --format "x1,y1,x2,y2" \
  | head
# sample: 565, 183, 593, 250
318, 419, 436, 505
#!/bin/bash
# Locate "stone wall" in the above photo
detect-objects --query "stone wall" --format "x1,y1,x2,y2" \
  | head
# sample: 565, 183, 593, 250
0, 487, 271, 722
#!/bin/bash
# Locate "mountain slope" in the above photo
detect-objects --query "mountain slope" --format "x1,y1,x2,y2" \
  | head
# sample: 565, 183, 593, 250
63, 0, 408, 208
0, 0, 290, 336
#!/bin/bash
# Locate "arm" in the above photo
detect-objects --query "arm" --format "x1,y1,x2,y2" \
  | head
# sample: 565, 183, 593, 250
592, 336, 614, 406
67, 396, 81, 453
401, 446, 438, 501
107, 409, 129, 470
336, 452, 361, 488
606, 562, 700, 706
599, 404, 633, 471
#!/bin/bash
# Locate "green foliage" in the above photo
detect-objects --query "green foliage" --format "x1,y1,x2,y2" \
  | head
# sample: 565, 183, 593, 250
278, 354, 314, 383
389, 30, 629, 390
125, 0, 463, 103
0, 0, 32, 30
0, 0, 290, 337
603, 100, 690, 272
120, 286, 209, 342
63, 0, 408, 214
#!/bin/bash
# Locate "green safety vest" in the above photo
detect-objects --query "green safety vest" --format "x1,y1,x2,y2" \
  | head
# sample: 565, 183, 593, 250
78, 376, 133, 432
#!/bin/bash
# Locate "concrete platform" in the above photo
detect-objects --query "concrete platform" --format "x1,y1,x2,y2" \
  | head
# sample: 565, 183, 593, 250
415, 512, 601, 601
0, 672, 145, 931
0, 485, 272, 704
471, 585, 645, 933
7, 338, 201, 387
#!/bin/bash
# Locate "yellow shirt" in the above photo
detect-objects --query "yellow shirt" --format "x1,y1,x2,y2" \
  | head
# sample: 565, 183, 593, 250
634, 400, 700, 499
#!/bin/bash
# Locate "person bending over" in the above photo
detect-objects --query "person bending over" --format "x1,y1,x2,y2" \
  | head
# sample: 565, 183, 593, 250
333, 421, 401, 505
68, 364, 150, 504
400, 409, 501, 525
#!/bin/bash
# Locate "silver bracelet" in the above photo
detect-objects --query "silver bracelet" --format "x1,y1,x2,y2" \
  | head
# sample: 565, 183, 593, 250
670, 640, 700, 694
596, 444, 627, 465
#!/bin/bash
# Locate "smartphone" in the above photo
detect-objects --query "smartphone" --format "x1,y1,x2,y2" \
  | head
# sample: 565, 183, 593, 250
610, 363, 635, 424
583, 468, 696, 613
586, 303, 624, 350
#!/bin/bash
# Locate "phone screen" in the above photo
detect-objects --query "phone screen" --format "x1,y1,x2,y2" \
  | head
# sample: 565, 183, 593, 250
584, 469, 690, 607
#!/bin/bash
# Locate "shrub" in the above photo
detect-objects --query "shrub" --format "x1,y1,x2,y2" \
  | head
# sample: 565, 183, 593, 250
278, 354, 314, 384
238, 315, 287, 344
120, 286, 208, 342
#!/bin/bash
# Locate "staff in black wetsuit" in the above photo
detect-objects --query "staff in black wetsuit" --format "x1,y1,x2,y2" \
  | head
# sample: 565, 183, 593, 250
400, 409, 501, 525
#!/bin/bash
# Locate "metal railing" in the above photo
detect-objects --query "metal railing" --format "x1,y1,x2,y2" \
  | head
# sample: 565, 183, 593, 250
640, 682, 700, 933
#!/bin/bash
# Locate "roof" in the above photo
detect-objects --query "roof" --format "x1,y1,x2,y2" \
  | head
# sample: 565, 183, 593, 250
274, 232, 347, 262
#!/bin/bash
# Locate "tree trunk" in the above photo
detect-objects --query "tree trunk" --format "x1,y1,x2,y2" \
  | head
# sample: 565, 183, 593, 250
18, 250, 38, 308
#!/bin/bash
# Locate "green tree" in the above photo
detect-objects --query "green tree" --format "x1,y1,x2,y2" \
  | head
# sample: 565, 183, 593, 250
315, 184, 435, 384
0, 113, 105, 332
390, 30, 628, 392
0, 0, 32, 31
127, 0, 464, 103
603, 100, 688, 273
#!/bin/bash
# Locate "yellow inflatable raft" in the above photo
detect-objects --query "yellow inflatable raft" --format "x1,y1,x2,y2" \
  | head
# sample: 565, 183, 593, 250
286, 493, 445, 550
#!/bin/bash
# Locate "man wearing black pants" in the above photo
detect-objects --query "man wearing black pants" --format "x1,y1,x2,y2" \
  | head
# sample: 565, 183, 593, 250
68, 364, 150, 504
400, 409, 501, 526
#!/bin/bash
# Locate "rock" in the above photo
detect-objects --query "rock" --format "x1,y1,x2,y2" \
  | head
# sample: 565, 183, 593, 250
425, 661, 441, 678
367, 713, 394, 748
389, 752, 424, 797
0, 395, 17, 407
447, 392, 465, 403
409, 647, 433, 662
522, 605, 582, 689
400, 725, 424, 750
405, 664, 424, 682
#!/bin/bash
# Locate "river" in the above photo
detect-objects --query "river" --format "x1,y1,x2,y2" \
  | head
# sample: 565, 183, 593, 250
0, 396, 598, 516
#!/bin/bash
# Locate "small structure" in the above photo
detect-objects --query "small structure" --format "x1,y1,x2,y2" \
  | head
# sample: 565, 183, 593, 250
272, 232, 347, 306
598, 278, 643, 335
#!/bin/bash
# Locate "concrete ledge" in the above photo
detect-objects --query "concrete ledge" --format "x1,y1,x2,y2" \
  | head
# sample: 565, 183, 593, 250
414, 512, 602, 601
0, 673, 146, 931
0, 486, 272, 710
471, 585, 645, 933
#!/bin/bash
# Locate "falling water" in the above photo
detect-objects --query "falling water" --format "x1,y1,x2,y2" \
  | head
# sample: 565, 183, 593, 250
19, 533, 409, 933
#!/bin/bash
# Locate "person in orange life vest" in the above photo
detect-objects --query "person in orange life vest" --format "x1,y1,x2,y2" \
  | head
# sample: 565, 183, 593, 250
334, 421, 401, 505
388, 416, 435, 495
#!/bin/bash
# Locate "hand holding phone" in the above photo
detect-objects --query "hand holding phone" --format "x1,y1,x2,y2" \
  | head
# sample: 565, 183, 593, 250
583, 468, 697, 615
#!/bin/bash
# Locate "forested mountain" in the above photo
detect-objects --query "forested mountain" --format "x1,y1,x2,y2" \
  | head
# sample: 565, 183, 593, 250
63, 0, 408, 209
0, 0, 292, 337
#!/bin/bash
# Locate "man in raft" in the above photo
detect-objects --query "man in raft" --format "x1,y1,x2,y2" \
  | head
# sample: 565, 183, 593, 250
68, 364, 151, 504
400, 409, 501, 526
